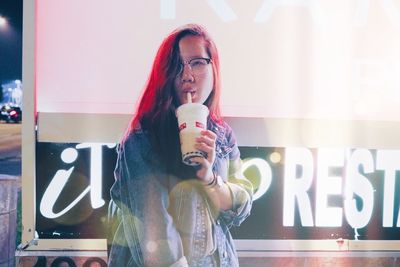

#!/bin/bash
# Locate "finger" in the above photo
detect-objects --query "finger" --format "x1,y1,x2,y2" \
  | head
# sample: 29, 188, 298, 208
197, 130, 216, 147
190, 156, 208, 167
196, 135, 215, 147
201, 130, 217, 140
195, 143, 214, 155
195, 144, 215, 165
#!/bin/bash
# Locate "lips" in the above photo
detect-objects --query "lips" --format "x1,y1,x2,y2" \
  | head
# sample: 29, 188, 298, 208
183, 87, 195, 94
182, 88, 196, 101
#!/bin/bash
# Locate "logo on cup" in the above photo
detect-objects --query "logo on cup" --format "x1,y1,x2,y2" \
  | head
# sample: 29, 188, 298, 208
195, 121, 205, 129
179, 123, 187, 131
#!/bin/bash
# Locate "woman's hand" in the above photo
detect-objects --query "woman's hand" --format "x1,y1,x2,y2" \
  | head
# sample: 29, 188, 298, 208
191, 130, 233, 211
190, 130, 217, 184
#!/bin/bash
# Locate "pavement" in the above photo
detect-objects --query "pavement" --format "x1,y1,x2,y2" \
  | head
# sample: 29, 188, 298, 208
0, 122, 20, 267
0, 122, 21, 176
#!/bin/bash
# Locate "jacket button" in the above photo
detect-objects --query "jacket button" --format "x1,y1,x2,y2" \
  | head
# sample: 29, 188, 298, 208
216, 220, 220, 225
222, 251, 227, 258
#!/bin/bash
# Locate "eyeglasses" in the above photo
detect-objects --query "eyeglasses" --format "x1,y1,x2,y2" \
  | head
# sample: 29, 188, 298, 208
176, 57, 212, 77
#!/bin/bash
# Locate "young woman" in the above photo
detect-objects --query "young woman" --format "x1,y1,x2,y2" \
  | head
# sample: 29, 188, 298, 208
108, 24, 253, 267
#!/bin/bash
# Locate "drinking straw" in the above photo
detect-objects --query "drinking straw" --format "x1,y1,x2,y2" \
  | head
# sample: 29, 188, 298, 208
187, 92, 192, 103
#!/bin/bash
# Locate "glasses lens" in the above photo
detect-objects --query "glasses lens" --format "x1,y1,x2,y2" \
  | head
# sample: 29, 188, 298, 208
190, 58, 209, 74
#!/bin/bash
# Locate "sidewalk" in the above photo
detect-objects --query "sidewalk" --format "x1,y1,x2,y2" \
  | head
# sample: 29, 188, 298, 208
0, 123, 21, 176
0, 174, 19, 267
0, 123, 21, 267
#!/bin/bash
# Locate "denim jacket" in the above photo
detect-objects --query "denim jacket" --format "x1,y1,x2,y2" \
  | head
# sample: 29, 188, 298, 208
108, 120, 253, 267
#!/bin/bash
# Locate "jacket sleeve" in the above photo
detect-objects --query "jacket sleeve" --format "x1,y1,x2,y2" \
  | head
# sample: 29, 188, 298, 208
219, 127, 253, 228
110, 133, 188, 267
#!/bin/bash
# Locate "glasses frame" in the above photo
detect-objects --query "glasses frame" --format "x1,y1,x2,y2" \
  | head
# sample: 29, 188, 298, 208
176, 57, 212, 77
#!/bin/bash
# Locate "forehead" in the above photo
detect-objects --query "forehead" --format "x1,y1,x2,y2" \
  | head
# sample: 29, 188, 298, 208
178, 35, 208, 59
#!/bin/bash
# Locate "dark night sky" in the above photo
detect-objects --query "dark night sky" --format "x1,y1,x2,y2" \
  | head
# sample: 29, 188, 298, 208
0, 0, 23, 84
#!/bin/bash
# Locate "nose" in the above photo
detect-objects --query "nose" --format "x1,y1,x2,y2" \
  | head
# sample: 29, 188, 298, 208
181, 64, 194, 83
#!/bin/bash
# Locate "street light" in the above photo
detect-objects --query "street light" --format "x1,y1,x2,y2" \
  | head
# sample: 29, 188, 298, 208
0, 16, 7, 28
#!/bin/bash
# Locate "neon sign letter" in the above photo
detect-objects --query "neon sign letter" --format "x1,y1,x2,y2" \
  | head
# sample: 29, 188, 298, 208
254, 0, 324, 25
160, 0, 237, 22
40, 143, 115, 219
376, 150, 400, 227
344, 149, 374, 228
283, 147, 314, 227
241, 158, 272, 201
315, 149, 344, 227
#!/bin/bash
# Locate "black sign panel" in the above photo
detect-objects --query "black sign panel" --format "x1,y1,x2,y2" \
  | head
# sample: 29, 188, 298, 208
232, 147, 400, 240
36, 142, 117, 238
36, 142, 400, 240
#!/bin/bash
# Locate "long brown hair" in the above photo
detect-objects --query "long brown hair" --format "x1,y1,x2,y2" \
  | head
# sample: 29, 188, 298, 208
126, 24, 223, 174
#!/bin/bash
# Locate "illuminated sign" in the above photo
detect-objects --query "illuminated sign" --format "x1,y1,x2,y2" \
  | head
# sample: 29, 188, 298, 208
40, 143, 115, 219
36, 143, 400, 240
282, 148, 400, 228
36, 142, 117, 238
160, 0, 400, 26
234, 147, 400, 240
